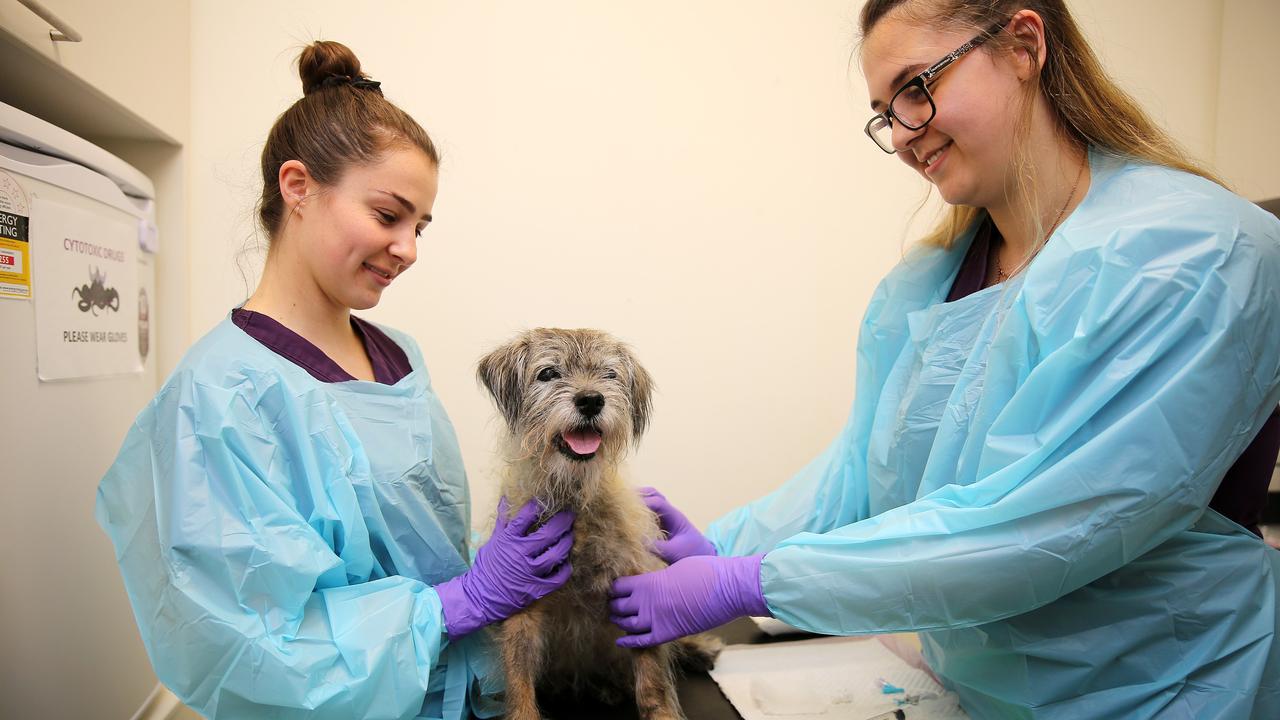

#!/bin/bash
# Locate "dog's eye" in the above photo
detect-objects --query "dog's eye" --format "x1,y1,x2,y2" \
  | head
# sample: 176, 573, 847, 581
602, 369, 618, 380
537, 367, 561, 382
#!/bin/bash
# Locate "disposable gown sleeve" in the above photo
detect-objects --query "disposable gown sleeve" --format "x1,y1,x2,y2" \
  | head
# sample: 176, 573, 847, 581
746, 212, 1280, 634
95, 374, 454, 719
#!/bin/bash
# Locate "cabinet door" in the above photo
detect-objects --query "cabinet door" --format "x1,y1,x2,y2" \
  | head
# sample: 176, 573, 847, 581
0, 1, 65, 65
7, 0, 189, 143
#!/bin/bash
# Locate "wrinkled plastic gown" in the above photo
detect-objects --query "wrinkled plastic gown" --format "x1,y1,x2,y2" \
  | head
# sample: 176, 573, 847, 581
96, 320, 502, 719
710, 150, 1280, 719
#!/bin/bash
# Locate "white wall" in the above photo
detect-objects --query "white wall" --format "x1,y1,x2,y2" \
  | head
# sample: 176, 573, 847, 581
188, 0, 1247, 528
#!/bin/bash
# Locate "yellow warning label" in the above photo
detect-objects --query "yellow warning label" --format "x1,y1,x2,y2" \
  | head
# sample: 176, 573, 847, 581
0, 234, 30, 299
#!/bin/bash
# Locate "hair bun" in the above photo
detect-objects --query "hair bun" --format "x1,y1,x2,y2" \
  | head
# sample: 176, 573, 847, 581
298, 40, 368, 95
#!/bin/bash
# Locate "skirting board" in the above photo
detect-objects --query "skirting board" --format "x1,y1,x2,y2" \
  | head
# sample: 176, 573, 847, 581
129, 684, 185, 720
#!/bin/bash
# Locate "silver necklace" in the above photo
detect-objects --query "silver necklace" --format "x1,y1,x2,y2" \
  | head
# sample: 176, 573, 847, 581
995, 159, 1086, 282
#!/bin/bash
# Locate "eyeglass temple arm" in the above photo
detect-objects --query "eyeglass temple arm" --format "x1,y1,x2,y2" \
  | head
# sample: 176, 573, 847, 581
921, 19, 1008, 82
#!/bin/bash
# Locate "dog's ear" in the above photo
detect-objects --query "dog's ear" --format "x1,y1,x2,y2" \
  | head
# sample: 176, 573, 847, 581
477, 336, 529, 431
625, 350, 654, 440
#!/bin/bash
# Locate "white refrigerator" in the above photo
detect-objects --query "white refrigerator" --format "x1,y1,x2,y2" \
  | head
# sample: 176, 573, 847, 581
0, 100, 162, 718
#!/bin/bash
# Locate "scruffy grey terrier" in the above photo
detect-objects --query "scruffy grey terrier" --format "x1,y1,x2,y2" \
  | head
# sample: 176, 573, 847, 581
478, 328, 720, 720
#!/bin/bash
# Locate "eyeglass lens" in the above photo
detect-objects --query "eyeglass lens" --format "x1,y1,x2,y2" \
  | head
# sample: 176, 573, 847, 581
868, 82, 937, 153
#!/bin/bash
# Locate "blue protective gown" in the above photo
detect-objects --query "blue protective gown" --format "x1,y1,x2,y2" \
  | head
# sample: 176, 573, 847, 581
95, 318, 502, 720
708, 151, 1280, 719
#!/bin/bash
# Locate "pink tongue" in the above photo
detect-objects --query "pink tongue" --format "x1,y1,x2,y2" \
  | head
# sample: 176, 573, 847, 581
563, 429, 602, 455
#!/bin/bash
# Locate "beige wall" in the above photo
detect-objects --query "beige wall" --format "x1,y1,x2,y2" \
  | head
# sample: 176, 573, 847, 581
1071, 0, 1223, 165
1216, 0, 1280, 201
188, 0, 1261, 528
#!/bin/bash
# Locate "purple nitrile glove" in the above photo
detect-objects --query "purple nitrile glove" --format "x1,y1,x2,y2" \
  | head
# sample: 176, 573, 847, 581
608, 553, 770, 648
638, 486, 717, 564
435, 498, 574, 639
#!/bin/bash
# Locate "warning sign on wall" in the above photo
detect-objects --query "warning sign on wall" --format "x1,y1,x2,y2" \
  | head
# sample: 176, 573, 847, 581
32, 195, 140, 379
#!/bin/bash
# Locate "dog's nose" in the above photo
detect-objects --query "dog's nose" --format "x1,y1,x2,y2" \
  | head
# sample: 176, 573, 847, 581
574, 392, 605, 417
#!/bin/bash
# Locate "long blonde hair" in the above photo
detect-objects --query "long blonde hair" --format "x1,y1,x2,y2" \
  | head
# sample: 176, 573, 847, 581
859, 0, 1225, 250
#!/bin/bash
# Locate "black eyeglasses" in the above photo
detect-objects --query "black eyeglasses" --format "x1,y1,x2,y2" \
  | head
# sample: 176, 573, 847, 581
864, 19, 1009, 154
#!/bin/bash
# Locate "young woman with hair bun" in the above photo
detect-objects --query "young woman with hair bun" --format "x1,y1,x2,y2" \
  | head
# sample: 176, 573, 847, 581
611, 3, 1280, 717
97, 40, 572, 720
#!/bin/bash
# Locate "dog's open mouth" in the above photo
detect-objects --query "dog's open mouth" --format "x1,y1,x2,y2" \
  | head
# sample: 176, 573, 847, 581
556, 427, 603, 461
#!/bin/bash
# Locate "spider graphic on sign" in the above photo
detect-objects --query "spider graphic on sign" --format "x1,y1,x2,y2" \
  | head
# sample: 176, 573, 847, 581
72, 266, 120, 315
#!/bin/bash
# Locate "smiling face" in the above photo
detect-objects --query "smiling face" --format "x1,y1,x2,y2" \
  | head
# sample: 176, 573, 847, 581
286, 145, 438, 312
861, 14, 1026, 209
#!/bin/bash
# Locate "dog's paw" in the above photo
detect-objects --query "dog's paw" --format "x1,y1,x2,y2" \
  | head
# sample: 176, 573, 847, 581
670, 630, 721, 671
673, 633, 723, 673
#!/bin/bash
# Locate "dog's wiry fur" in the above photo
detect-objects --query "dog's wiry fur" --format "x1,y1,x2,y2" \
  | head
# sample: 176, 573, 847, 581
478, 328, 720, 720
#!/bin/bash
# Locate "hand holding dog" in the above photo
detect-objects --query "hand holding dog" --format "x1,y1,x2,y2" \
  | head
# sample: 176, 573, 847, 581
435, 497, 574, 639
609, 554, 769, 648
639, 487, 717, 563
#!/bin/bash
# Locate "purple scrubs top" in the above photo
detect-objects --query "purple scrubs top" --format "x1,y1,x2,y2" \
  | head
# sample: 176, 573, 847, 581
948, 218, 1280, 536
231, 308, 413, 385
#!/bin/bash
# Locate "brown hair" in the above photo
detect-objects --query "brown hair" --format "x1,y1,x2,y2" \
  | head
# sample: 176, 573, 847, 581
859, 0, 1225, 250
256, 40, 439, 240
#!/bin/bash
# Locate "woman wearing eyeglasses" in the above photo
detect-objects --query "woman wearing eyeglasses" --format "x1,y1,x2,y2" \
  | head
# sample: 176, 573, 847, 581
608, 2, 1280, 717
